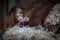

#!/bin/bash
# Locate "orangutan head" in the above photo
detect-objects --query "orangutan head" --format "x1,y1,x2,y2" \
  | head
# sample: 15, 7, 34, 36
8, 5, 30, 25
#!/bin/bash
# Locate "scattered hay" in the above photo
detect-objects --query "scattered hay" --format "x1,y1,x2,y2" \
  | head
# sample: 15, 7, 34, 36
2, 24, 56, 40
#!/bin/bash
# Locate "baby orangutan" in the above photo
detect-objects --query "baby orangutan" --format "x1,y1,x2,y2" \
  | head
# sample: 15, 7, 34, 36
1, 6, 30, 33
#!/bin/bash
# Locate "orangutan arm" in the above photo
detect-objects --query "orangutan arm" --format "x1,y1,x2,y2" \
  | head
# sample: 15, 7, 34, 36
1, 16, 8, 32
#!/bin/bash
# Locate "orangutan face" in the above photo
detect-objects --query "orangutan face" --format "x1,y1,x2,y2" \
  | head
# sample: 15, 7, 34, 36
15, 8, 29, 22
15, 8, 24, 22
